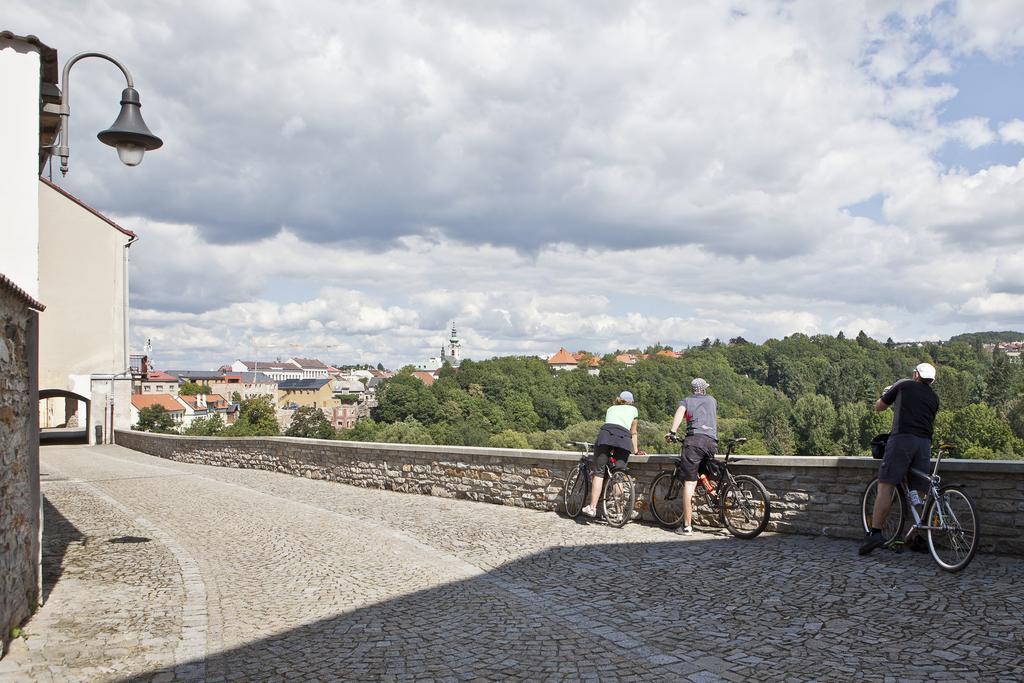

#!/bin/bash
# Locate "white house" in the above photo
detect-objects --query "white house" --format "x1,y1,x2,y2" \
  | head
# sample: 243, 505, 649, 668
547, 347, 580, 372
231, 359, 303, 382
288, 357, 331, 379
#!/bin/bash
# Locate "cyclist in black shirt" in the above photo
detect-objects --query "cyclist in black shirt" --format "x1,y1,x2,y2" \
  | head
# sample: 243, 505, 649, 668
860, 362, 940, 555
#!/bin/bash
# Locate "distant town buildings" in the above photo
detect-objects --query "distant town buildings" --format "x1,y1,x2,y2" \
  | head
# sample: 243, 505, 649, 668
415, 322, 465, 380
129, 355, 380, 433
986, 341, 1023, 361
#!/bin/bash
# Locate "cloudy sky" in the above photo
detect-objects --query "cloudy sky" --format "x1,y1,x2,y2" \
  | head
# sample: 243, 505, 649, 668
14, 1, 1024, 369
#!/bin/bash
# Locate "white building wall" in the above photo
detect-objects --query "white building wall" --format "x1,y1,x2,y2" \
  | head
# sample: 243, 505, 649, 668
0, 39, 41, 298
38, 182, 134, 443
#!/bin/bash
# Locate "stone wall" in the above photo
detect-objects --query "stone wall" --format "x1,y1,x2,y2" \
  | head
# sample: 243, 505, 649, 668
0, 284, 41, 657
114, 430, 1024, 555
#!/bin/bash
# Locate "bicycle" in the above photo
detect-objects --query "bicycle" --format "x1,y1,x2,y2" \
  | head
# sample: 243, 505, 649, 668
562, 441, 638, 528
649, 437, 771, 538
861, 442, 980, 572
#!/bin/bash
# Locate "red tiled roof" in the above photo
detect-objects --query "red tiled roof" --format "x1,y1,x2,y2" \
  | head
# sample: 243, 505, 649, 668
145, 370, 178, 382
131, 394, 184, 412
39, 178, 137, 238
547, 348, 578, 365
656, 349, 681, 358
615, 354, 638, 364
412, 371, 436, 386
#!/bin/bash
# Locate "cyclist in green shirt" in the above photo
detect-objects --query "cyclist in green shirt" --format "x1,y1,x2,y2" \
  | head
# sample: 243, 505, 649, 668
581, 391, 642, 518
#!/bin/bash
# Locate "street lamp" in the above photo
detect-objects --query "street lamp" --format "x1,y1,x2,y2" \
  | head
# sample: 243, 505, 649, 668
52, 51, 163, 175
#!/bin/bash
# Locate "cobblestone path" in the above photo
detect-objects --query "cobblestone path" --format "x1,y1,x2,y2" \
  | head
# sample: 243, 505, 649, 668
2, 444, 1022, 682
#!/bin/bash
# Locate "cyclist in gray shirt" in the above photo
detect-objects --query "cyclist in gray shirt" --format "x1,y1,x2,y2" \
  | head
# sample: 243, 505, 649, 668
666, 378, 718, 535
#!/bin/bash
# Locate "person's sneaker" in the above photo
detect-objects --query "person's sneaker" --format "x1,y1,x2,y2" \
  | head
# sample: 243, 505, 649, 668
675, 525, 693, 536
580, 505, 597, 518
859, 530, 886, 555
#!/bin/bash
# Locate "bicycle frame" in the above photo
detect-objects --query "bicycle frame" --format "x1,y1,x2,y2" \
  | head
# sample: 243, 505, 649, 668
896, 447, 962, 540
667, 440, 743, 514
572, 443, 625, 508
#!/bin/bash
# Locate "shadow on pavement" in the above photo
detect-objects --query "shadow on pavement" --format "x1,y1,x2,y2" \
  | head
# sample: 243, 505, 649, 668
41, 495, 85, 604
119, 532, 1022, 682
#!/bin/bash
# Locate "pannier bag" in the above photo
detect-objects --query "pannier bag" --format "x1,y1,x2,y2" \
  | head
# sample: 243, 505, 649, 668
870, 433, 890, 460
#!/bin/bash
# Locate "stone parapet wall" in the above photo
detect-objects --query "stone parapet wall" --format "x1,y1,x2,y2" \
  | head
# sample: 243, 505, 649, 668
114, 430, 1024, 555
1, 287, 40, 657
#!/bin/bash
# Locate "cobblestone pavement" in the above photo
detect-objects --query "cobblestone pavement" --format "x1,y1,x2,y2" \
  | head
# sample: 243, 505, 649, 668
2, 444, 1023, 682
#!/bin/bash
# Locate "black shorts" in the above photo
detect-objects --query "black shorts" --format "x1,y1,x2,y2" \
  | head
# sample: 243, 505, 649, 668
878, 434, 931, 486
679, 434, 717, 481
593, 444, 630, 474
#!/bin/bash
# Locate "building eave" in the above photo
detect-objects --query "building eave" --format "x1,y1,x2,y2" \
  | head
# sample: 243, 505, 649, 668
0, 272, 45, 311
39, 177, 138, 239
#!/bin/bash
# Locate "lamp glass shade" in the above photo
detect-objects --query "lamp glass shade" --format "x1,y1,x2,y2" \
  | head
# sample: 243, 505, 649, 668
96, 87, 163, 161
116, 142, 146, 166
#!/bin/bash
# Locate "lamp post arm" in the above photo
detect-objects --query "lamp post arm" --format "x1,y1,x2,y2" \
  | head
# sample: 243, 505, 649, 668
56, 52, 136, 175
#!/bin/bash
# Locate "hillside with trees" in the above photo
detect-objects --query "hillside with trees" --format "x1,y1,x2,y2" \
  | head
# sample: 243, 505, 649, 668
341, 332, 1024, 459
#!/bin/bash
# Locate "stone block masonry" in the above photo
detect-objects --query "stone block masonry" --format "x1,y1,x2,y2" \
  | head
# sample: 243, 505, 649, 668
0, 283, 41, 657
114, 430, 1024, 556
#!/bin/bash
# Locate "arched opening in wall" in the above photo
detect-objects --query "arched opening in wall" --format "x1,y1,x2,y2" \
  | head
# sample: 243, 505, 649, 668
39, 389, 90, 445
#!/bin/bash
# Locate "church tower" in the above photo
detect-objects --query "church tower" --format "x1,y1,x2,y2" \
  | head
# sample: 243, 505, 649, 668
448, 321, 462, 367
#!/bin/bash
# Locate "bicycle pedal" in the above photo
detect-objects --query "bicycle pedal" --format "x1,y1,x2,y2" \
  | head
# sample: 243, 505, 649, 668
888, 541, 905, 554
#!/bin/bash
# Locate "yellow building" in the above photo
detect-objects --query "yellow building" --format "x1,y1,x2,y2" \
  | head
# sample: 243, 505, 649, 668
277, 378, 338, 409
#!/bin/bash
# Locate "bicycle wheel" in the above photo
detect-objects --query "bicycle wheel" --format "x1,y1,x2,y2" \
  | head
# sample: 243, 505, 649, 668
649, 471, 685, 528
719, 475, 771, 539
925, 486, 979, 572
563, 466, 589, 518
601, 471, 637, 528
862, 478, 905, 545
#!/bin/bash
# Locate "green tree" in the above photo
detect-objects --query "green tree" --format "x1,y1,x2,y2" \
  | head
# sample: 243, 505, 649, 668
859, 407, 892, 448
984, 352, 1020, 409
338, 418, 382, 442
285, 405, 335, 439
933, 404, 1019, 458
933, 366, 980, 411
792, 394, 838, 455
230, 391, 243, 404
501, 391, 540, 432
488, 429, 530, 449
378, 417, 434, 444
834, 403, 868, 456
373, 372, 439, 424
525, 430, 564, 451
134, 405, 178, 434
752, 393, 795, 455
182, 413, 224, 436
223, 395, 279, 436
179, 381, 213, 396
1008, 398, 1024, 439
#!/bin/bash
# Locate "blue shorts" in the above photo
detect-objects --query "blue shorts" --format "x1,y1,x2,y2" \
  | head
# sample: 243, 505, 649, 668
878, 434, 931, 487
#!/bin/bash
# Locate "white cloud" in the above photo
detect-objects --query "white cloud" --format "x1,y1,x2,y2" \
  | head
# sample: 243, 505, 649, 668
122, 221, 1023, 368
999, 119, 1024, 144
884, 160, 1024, 244
281, 115, 307, 138
946, 117, 996, 149
10, 1, 1024, 366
